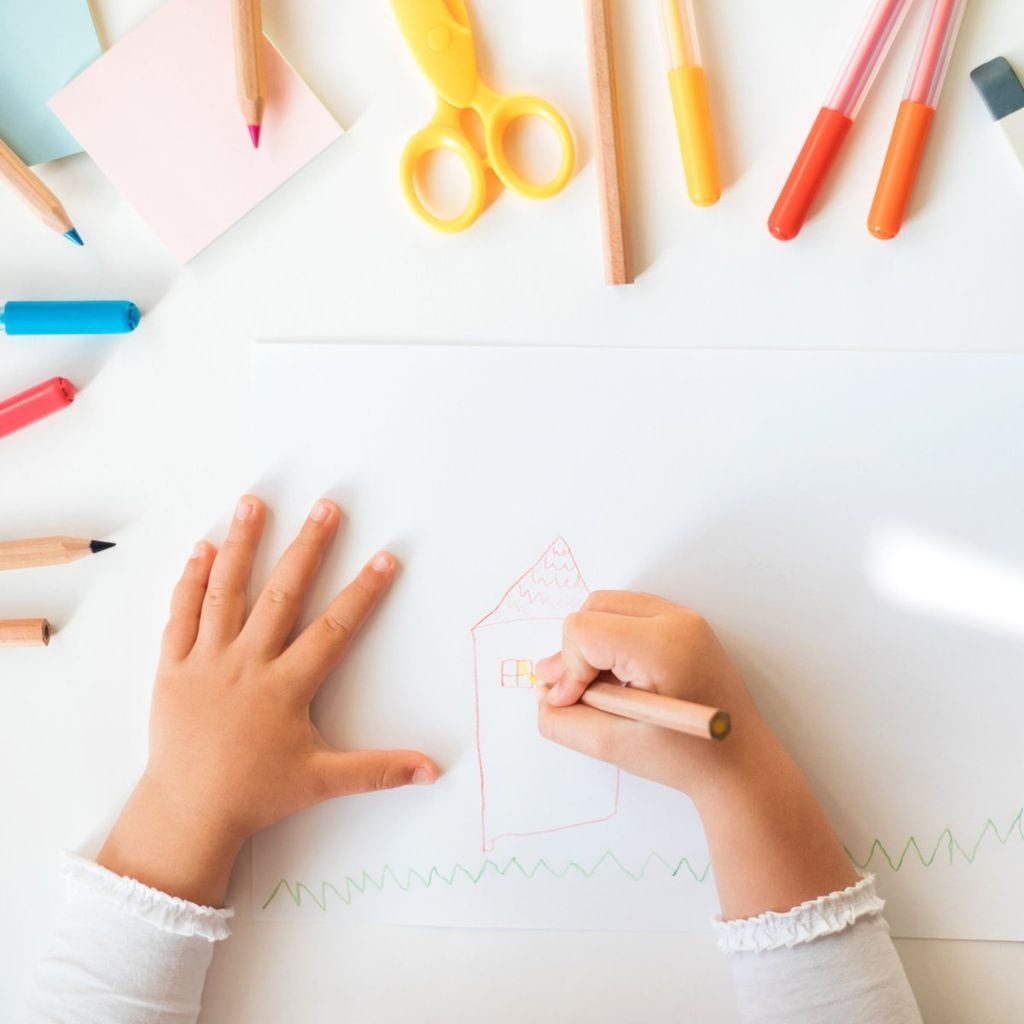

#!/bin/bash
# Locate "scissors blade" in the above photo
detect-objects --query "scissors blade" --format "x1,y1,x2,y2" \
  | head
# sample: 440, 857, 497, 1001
391, 0, 480, 108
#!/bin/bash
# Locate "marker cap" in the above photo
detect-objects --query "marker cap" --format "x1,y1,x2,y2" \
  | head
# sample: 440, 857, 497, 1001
0, 377, 76, 439
868, 100, 936, 239
769, 107, 853, 241
0, 301, 141, 336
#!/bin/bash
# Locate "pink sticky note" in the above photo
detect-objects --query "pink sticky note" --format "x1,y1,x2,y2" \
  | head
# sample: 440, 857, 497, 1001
49, 0, 343, 262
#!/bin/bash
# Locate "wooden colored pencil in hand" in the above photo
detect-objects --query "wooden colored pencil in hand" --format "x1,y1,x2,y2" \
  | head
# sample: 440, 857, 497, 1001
0, 135, 83, 246
231, 0, 266, 148
0, 536, 115, 571
534, 677, 731, 741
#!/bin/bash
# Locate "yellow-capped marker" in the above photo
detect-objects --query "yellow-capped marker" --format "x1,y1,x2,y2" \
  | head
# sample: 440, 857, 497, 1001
659, 0, 721, 206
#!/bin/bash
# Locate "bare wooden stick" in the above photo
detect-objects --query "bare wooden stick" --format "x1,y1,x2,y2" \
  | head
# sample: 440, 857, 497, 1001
583, 0, 634, 285
0, 619, 51, 647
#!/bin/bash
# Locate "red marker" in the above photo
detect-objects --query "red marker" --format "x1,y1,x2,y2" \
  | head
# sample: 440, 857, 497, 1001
769, 0, 915, 241
0, 377, 76, 439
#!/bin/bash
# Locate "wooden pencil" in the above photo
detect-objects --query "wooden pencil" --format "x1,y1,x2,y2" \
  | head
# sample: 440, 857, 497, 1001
535, 677, 730, 740
232, 0, 266, 149
0, 135, 82, 246
583, 0, 634, 285
0, 537, 115, 572
581, 682, 730, 740
0, 619, 51, 647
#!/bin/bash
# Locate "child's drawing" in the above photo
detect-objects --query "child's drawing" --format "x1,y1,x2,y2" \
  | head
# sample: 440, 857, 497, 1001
472, 538, 620, 852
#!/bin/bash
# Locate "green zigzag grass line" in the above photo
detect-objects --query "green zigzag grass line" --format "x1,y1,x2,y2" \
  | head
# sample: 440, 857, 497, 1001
262, 850, 710, 912
261, 808, 1024, 913
847, 808, 1024, 872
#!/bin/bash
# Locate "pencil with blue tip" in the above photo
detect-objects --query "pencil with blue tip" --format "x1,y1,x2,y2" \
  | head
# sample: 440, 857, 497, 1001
0, 135, 83, 246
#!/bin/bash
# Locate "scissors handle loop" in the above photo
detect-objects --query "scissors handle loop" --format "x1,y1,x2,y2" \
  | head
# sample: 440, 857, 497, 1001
400, 121, 488, 234
485, 94, 575, 200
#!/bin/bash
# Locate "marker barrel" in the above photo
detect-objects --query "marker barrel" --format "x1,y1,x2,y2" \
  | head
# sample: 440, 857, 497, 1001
0, 377, 76, 439
905, 0, 968, 107
827, 0, 916, 119
0, 301, 140, 336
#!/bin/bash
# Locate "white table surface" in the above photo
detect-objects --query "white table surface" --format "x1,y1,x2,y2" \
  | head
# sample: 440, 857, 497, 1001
2, 1, 1022, 1021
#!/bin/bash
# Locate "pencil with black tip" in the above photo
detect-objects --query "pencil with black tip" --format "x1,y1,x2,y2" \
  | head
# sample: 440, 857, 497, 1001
232, 0, 266, 149
0, 135, 83, 246
0, 536, 115, 571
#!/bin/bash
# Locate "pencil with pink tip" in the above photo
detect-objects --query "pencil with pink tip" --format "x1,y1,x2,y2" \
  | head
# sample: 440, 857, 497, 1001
231, 0, 265, 149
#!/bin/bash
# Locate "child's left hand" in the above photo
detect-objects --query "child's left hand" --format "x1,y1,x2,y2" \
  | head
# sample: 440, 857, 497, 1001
97, 496, 438, 907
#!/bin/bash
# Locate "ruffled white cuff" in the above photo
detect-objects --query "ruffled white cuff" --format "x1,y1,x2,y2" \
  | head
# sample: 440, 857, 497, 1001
61, 852, 234, 943
712, 874, 885, 953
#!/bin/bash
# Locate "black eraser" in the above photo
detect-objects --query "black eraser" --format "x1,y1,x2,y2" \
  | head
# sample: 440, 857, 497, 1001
971, 57, 1024, 121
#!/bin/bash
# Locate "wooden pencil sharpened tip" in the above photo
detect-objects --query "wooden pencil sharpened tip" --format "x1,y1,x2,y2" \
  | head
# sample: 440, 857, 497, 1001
89, 540, 116, 554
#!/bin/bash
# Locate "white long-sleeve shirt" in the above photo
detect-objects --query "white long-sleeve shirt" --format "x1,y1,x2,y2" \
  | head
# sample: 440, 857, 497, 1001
23, 855, 923, 1024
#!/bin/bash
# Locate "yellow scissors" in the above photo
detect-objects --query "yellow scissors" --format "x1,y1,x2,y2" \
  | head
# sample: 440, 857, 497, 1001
391, 0, 576, 232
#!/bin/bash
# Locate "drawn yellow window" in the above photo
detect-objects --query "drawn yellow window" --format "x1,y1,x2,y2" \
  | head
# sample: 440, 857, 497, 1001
501, 658, 534, 688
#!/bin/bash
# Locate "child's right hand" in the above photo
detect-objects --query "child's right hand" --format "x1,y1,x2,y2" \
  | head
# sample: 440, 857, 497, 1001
535, 590, 861, 919
535, 591, 768, 799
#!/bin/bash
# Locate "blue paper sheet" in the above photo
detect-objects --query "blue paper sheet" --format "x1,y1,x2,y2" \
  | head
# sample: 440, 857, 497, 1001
0, 0, 101, 166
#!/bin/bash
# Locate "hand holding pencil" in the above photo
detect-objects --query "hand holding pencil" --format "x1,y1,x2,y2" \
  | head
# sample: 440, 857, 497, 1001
535, 591, 765, 795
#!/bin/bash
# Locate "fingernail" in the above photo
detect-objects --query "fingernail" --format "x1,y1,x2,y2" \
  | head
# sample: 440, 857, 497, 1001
310, 500, 331, 523
190, 542, 206, 560
548, 682, 569, 705
412, 766, 434, 785
372, 551, 395, 573
235, 498, 255, 521
535, 658, 559, 683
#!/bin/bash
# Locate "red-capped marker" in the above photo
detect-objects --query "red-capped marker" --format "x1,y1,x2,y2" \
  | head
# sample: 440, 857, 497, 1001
769, 0, 915, 241
0, 377, 76, 440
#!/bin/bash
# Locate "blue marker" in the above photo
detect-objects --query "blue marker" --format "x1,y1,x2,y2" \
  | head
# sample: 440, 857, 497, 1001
0, 301, 141, 336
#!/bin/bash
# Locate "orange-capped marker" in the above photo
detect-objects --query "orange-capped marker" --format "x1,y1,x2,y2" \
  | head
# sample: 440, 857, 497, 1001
769, 0, 915, 241
869, 0, 968, 239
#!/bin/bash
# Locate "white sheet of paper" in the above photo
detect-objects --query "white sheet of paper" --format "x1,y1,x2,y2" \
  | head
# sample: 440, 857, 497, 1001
250, 344, 1024, 940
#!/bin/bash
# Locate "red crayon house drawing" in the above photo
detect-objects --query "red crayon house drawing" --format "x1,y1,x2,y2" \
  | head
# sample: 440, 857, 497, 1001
472, 538, 620, 852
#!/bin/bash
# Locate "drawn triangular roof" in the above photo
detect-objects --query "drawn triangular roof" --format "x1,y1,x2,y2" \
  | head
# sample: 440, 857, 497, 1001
473, 537, 589, 628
